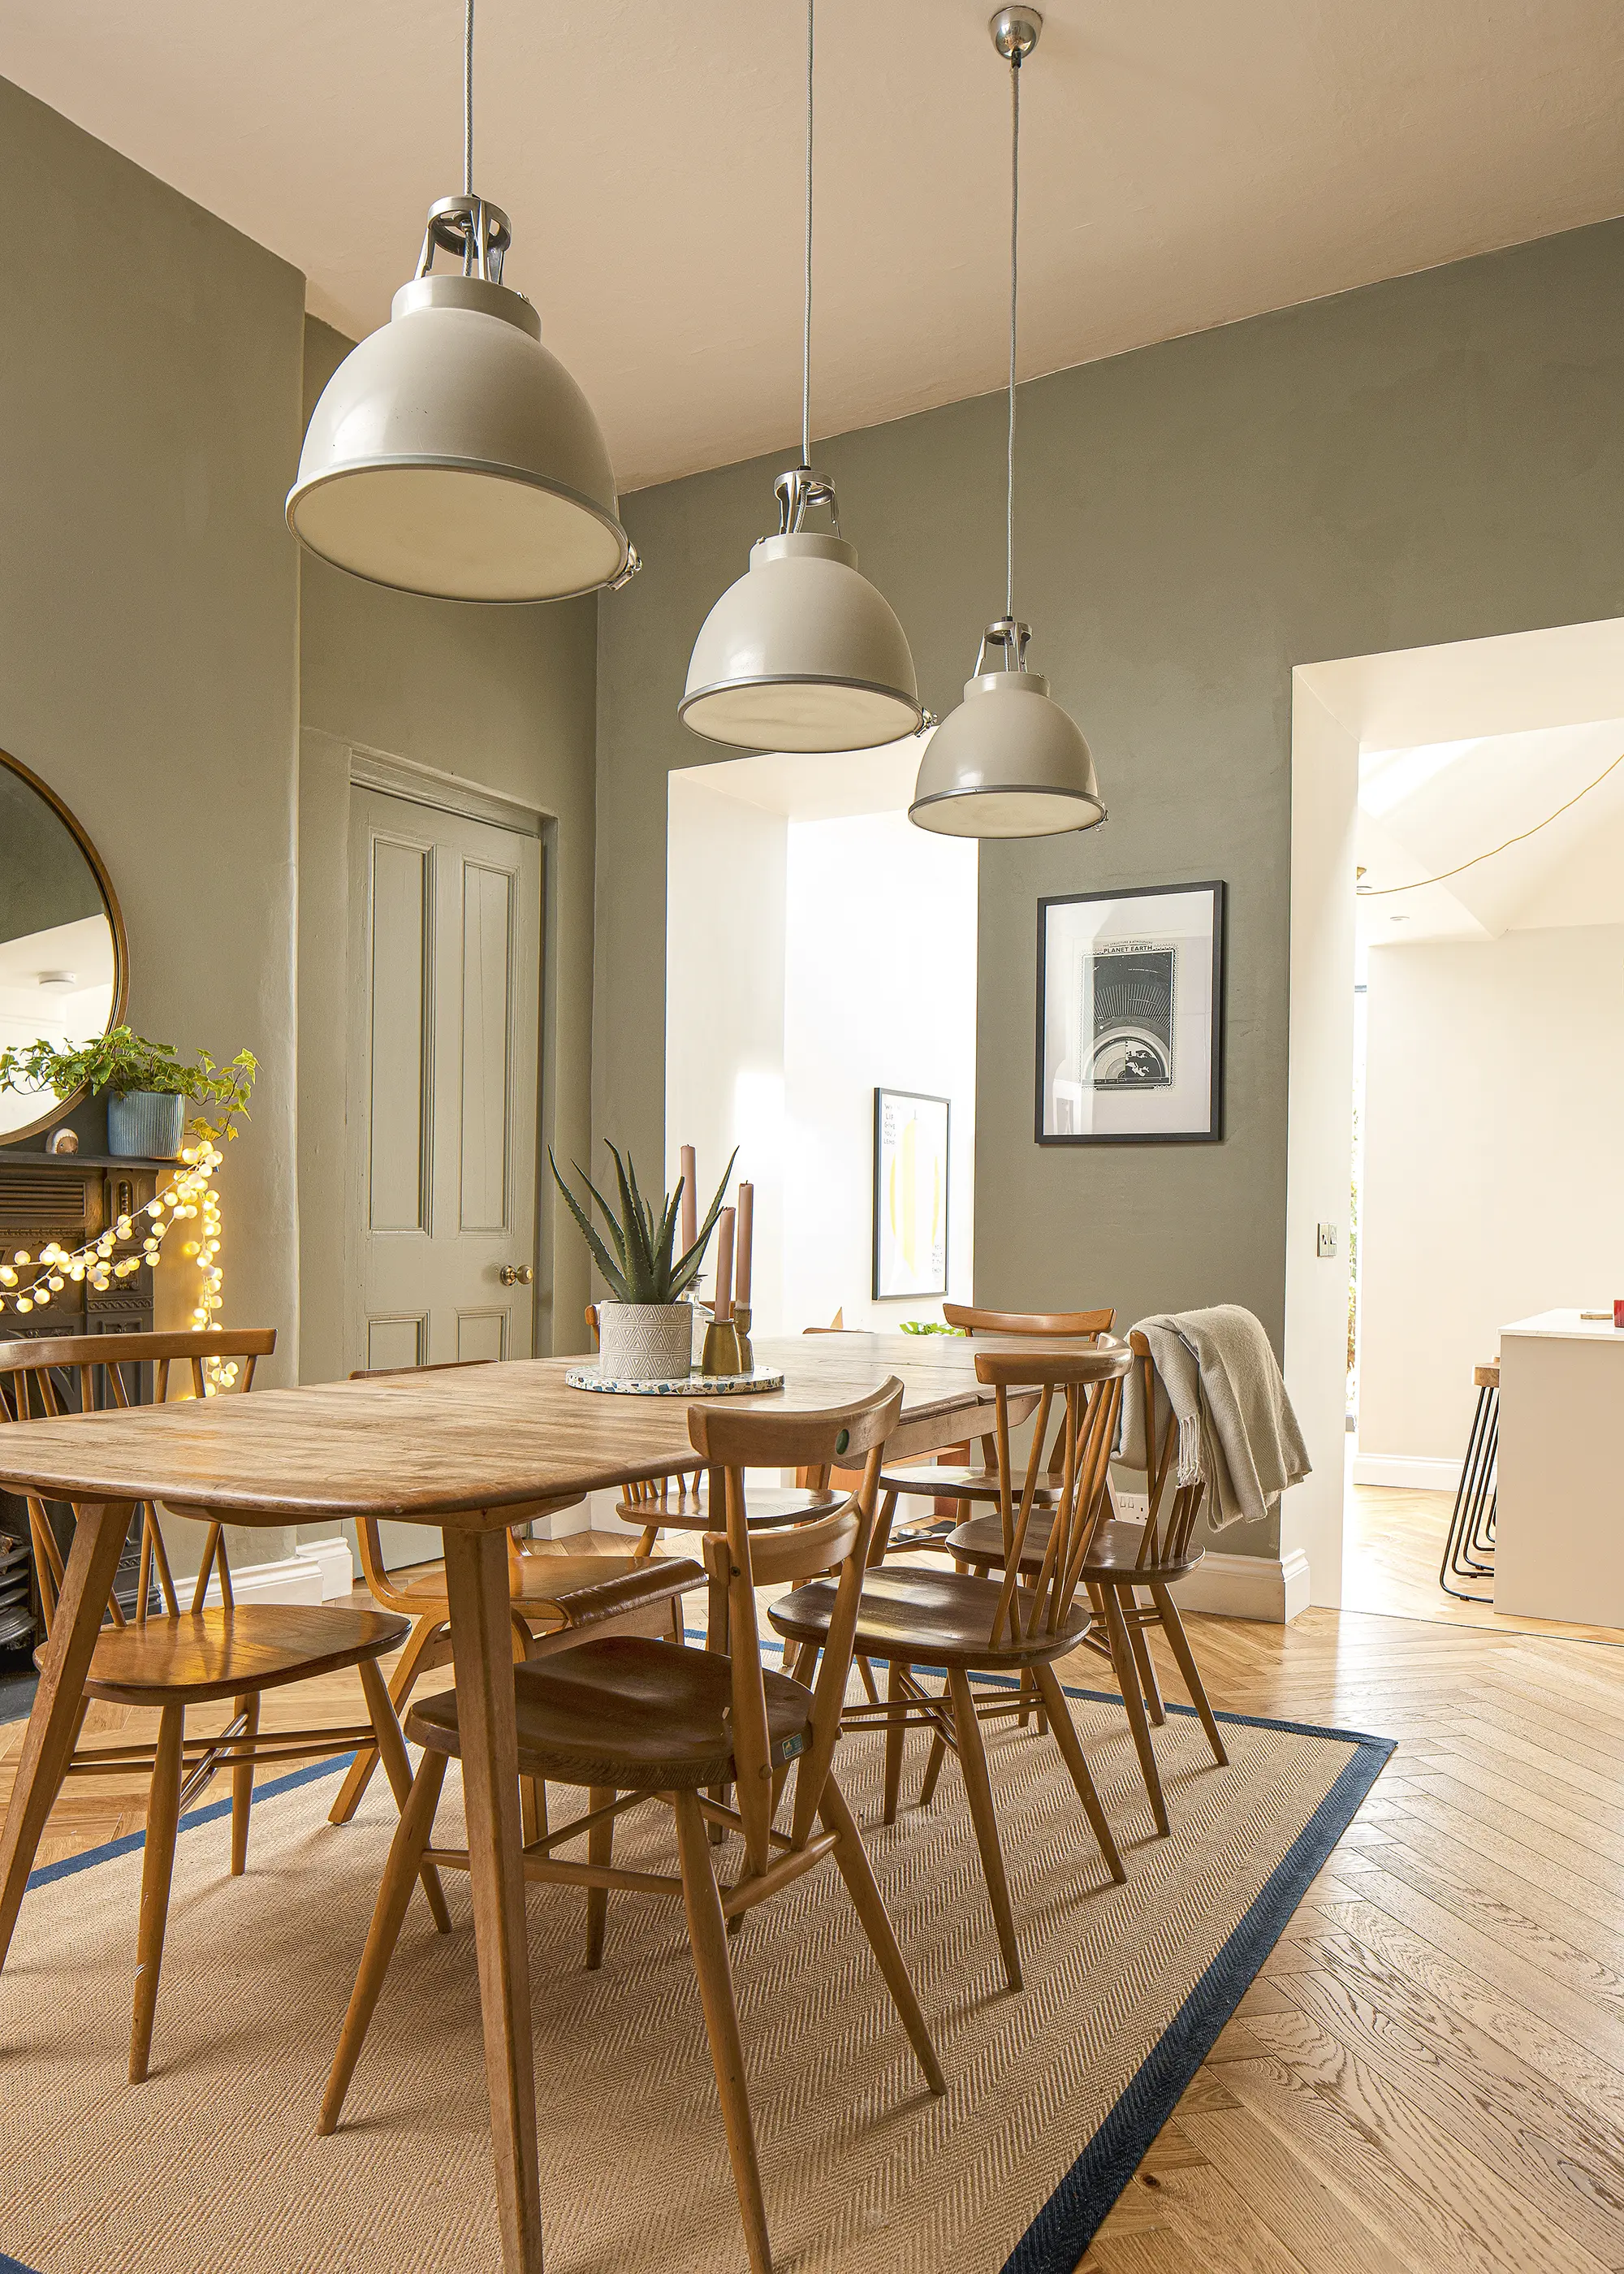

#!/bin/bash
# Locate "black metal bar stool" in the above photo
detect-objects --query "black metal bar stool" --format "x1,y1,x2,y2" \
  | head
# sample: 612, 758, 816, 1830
1439, 1361, 1497, 1602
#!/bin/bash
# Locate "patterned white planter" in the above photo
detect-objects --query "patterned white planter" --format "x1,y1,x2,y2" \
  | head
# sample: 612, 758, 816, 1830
596, 1301, 694, 1383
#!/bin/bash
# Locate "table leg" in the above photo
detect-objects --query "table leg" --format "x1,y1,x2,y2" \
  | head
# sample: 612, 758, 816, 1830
443, 1526, 545, 2274
0, 1500, 132, 1970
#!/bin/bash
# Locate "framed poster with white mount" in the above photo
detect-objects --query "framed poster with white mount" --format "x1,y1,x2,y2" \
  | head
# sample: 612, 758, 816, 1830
1036, 881, 1224, 1144
872, 1087, 950, 1299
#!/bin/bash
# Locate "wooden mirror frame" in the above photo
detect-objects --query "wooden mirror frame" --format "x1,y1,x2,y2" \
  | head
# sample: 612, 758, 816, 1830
0, 750, 131, 1146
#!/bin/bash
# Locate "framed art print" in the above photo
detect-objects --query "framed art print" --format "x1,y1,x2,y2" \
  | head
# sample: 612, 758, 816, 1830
1035, 881, 1225, 1143
873, 1088, 950, 1298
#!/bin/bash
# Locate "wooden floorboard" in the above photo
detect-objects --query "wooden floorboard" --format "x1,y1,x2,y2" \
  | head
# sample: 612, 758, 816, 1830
3, 1534, 1624, 2274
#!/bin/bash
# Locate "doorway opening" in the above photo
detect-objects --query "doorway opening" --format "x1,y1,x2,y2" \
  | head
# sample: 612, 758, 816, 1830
1289, 616, 1624, 1634
663, 737, 978, 1341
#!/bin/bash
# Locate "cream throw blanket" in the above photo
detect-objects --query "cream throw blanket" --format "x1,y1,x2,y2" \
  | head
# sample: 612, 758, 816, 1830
1116, 1304, 1311, 1530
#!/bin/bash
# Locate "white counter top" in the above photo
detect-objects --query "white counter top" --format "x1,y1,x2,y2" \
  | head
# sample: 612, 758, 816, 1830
1502, 1308, 1624, 1344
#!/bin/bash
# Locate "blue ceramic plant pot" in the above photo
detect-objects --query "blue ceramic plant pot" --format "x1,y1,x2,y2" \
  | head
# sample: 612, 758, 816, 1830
107, 1089, 185, 1160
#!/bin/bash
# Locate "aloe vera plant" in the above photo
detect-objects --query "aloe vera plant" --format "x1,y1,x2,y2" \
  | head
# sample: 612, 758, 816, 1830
550, 1143, 737, 1304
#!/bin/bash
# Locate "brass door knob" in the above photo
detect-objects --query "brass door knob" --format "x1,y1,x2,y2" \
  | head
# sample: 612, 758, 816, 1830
499, 1263, 534, 1286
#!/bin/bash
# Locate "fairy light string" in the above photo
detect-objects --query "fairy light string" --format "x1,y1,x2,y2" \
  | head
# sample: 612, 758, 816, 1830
0, 1130, 239, 1389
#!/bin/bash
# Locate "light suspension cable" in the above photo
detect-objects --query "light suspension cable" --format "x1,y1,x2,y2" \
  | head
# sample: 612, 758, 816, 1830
464, 0, 474, 197
802, 0, 814, 470
1007, 41, 1021, 625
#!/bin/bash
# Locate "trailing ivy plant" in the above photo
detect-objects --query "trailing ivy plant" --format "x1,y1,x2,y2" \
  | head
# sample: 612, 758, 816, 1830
551, 1142, 736, 1306
0, 1027, 257, 1148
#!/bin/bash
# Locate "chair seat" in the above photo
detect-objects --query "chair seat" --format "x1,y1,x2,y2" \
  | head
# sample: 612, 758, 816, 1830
945, 1511, 1203, 1584
615, 1485, 844, 1533
391, 1551, 704, 1626
879, 1463, 1062, 1507
407, 1635, 814, 1792
69, 1602, 412, 1707
770, 1567, 1092, 1672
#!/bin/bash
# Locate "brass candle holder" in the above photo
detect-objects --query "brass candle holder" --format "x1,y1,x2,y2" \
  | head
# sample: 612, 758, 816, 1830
732, 1301, 754, 1373
701, 1314, 745, 1377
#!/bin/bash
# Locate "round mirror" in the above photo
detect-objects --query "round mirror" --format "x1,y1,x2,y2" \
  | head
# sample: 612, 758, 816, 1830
0, 752, 128, 1142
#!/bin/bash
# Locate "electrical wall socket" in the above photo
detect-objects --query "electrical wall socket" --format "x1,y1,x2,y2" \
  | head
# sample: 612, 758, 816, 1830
1317, 1222, 1339, 1259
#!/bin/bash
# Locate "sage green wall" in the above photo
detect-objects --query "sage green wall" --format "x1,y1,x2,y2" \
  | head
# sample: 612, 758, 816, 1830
296, 317, 598, 1387
0, 76, 304, 1563
596, 218, 1624, 1559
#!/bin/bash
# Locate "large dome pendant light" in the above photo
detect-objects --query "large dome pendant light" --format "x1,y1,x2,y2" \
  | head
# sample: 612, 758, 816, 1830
909, 9, 1105, 838
287, 0, 635, 603
680, 0, 923, 752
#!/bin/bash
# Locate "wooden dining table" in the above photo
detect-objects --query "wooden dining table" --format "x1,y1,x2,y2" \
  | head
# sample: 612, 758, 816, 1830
0, 1330, 1029, 2274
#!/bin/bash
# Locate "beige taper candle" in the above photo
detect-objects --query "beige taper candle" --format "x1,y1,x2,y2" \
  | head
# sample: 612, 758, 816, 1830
736, 1181, 754, 1305
713, 1207, 735, 1321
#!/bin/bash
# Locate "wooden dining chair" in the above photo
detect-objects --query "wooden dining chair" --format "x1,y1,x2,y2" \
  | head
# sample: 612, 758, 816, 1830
943, 1329, 1230, 1837
586, 1306, 843, 1619
867, 1303, 1116, 1558
331, 1355, 704, 1832
319, 1377, 944, 2274
0, 1328, 434, 2082
771, 1344, 1134, 1994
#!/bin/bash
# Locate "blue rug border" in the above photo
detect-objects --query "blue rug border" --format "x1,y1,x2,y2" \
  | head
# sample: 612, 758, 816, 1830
7, 1651, 1393, 2274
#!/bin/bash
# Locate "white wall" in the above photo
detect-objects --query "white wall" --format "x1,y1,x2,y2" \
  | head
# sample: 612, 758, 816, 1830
1358, 923, 1624, 1472
782, 812, 978, 1332
663, 773, 787, 1328
1282, 675, 1360, 1609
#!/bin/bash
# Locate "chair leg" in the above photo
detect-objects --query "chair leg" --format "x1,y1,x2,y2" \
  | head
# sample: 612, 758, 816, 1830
129, 1702, 185, 2083
330, 1615, 442, 1826
918, 1723, 949, 1809
520, 1776, 547, 1846
856, 1655, 879, 1706
1099, 1583, 1170, 1837
818, 1770, 945, 2095
1033, 1661, 1127, 1884
357, 1654, 452, 1934
585, 1787, 614, 1970
946, 1669, 1021, 1992
230, 1692, 258, 1876
1125, 1599, 1166, 1726
1148, 1581, 1229, 1767
883, 1660, 908, 1826
672, 1789, 771, 2274
319, 1748, 449, 2135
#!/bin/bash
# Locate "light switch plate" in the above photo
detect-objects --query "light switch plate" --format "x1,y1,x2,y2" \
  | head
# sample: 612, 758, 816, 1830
1317, 1222, 1339, 1258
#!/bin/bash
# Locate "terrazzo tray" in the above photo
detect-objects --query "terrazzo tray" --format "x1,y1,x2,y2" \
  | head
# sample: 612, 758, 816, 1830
563, 1367, 786, 1397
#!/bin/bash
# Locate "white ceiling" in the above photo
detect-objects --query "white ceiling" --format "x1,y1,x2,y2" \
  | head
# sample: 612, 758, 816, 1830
4, 2, 1622, 491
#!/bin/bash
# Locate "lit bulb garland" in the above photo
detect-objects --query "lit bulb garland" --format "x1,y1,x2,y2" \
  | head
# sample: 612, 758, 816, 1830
0, 1131, 240, 1390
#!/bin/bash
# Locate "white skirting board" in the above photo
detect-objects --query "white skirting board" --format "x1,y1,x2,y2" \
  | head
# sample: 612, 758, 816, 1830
1350, 1452, 1462, 1492
1166, 1547, 1311, 1625
195, 1535, 355, 1608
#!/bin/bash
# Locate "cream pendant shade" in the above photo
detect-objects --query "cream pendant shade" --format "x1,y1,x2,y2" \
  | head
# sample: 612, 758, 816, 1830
909, 663, 1105, 838
288, 253, 631, 603
681, 529, 923, 752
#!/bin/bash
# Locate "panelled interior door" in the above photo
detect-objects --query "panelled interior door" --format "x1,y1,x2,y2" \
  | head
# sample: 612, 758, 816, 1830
348, 786, 542, 1386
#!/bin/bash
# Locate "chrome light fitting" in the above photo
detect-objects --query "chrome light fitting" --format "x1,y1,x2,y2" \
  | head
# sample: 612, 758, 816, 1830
910, 8, 1105, 839
287, 0, 634, 603
681, 0, 922, 751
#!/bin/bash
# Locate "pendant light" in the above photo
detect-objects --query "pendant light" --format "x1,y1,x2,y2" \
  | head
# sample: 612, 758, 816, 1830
680, 1, 922, 752
287, 0, 634, 603
909, 9, 1105, 838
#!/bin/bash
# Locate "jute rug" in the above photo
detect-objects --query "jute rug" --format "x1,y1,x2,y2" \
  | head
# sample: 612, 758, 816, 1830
1, 1664, 1390, 2274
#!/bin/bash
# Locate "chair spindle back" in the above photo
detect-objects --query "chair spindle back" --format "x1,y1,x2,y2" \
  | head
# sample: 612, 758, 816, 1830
974, 1342, 1130, 1645
688, 1377, 904, 1872
0, 1329, 275, 1634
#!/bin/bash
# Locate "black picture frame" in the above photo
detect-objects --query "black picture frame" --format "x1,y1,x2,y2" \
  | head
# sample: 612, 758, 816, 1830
1034, 880, 1225, 1145
871, 1087, 952, 1299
